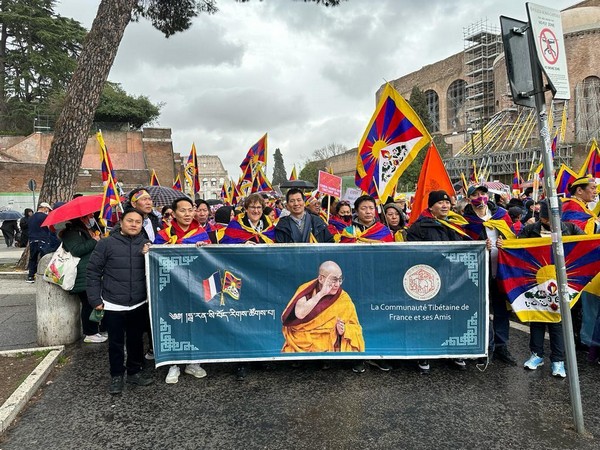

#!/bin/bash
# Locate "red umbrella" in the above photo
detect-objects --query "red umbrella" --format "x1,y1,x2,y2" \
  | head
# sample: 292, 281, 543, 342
42, 194, 105, 228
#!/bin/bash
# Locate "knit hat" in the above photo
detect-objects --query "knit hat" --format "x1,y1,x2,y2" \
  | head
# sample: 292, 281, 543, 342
428, 190, 451, 208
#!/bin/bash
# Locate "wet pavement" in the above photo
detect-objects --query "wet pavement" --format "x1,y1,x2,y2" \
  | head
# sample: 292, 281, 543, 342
1, 239, 600, 449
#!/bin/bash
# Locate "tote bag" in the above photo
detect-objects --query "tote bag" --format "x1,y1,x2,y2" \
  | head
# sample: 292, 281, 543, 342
43, 244, 80, 291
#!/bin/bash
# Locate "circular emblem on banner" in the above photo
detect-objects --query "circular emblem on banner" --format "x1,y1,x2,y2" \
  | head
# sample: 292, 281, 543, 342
403, 264, 441, 301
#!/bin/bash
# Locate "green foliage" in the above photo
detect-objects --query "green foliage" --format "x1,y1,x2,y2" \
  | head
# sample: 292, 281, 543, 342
271, 148, 287, 185
299, 160, 323, 186
134, 1, 218, 37
94, 82, 161, 129
0, 0, 87, 133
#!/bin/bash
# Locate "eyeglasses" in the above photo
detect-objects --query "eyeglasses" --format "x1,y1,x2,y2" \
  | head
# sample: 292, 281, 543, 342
320, 274, 344, 284
247, 205, 263, 210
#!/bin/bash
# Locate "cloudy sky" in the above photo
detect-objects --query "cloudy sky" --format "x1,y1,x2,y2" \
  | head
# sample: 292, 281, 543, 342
55, 0, 573, 181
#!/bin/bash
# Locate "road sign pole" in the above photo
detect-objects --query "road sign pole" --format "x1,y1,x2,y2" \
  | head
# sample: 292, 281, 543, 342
526, 16, 585, 434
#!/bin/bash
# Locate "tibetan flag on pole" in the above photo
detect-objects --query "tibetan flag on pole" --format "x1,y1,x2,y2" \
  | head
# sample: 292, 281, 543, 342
469, 160, 478, 183
554, 164, 578, 196
289, 165, 298, 181
202, 272, 222, 302
550, 129, 559, 159
355, 83, 430, 203
253, 166, 273, 192
100, 173, 120, 224
240, 133, 268, 173
578, 139, 600, 178
173, 174, 182, 191
497, 235, 600, 322
220, 180, 231, 205
512, 160, 522, 191
96, 131, 118, 188
186, 143, 201, 198
150, 169, 160, 186
409, 142, 455, 225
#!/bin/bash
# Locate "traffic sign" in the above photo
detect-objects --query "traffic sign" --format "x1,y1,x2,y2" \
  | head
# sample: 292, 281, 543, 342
28, 179, 36, 191
500, 16, 536, 108
527, 3, 570, 100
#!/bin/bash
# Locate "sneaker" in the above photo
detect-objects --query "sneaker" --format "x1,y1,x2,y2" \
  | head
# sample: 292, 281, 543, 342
165, 365, 180, 384
184, 363, 207, 378
127, 371, 154, 386
83, 333, 108, 344
551, 361, 566, 378
366, 360, 392, 371
452, 359, 467, 371
109, 375, 124, 395
26, 276, 35, 283
418, 361, 430, 375
352, 361, 366, 373
494, 347, 517, 366
144, 349, 155, 360
524, 353, 544, 370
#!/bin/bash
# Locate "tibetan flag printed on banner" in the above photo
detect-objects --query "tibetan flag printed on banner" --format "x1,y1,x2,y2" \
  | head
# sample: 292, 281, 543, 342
355, 83, 430, 202
222, 271, 242, 300
497, 235, 600, 323
202, 272, 222, 301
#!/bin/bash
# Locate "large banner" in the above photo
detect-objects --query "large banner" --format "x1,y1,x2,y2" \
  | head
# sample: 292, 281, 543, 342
147, 243, 488, 367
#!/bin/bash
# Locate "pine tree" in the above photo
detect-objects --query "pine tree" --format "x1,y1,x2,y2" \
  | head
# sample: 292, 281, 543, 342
271, 148, 287, 185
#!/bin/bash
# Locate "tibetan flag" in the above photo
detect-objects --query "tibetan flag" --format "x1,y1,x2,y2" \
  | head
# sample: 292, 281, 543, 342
355, 83, 430, 202
237, 165, 254, 196
550, 129, 559, 159
468, 160, 477, 183
497, 235, 600, 322
240, 133, 268, 173
219, 215, 276, 244
409, 143, 454, 225
562, 197, 597, 234
289, 165, 298, 181
512, 160, 522, 191
222, 271, 242, 300
173, 174, 182, 191
97, 131, 118, 186
220, 180, 230, 205
100, 173, 119, 223
202, 272, 222, 301
554, 164, 577, 196
150, 169, 160, 186
339, 222, 394, 243
253, 166, 273, 192
578, 140, 600, 178
186, 143, 201, 197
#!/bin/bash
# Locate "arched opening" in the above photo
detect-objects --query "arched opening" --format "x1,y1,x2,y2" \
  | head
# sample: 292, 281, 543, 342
446, 79, 467, 131
425, 89, 440, 132
575, 76, 600, 142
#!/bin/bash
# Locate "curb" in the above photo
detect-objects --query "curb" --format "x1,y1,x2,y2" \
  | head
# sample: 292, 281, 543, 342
0, 271, 27, 280
0, 346, 65, 434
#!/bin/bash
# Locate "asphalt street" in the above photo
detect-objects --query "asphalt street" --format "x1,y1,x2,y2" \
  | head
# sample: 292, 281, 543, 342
1, 243, 600, 449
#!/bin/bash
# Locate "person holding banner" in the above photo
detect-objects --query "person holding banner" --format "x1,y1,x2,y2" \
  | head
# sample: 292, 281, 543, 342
339, 195, 393, 243
518, 199, 584, 378
86, 208, 154, 395
462, 184, 517, 366
220, 193, 276, 244
275, 189, 333, 243
154, 197, 210, 383
406, 190, 470, 374
281, 261, 365, 354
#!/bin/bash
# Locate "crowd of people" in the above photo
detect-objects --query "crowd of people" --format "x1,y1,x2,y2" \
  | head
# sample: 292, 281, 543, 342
22, 174, 600, 394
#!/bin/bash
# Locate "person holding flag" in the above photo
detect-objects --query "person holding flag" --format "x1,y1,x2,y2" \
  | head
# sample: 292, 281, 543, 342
406, 190, 470, 374
154, 197, 210, 383
462, 184, 516, 367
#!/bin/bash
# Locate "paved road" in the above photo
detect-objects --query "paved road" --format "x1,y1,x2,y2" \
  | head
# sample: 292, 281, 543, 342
1, 242, 599, 449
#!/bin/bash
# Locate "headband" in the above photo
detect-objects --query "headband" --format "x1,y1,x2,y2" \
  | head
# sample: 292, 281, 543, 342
131, 190, 151, 203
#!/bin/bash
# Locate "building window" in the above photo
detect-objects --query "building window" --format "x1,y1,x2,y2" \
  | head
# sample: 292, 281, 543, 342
575, 76, 600, 143
425, 90, 440, 133
446, 79, 467, 131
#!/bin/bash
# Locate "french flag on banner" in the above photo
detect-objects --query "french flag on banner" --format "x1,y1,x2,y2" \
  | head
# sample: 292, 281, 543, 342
202, 272, 222, 301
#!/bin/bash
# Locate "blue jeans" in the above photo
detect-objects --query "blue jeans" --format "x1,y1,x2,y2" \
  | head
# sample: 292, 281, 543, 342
530, 322, 565, 362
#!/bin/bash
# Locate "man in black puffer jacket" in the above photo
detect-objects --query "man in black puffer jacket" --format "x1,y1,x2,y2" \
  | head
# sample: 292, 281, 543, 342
87, 208, 153, 395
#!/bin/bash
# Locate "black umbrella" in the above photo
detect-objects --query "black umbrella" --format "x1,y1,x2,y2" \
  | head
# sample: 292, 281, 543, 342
132, 186, 191, 209
206, 199, 223, 206
279, 180, 315, 190
0, 210, 23, 220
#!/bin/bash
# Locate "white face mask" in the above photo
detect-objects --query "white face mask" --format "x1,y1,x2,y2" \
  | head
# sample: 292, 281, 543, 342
85, 218, 97, 229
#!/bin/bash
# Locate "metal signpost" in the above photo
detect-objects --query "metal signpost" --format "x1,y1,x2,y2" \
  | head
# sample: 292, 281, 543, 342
501, 3, 584, 434
27, 179, 37, 210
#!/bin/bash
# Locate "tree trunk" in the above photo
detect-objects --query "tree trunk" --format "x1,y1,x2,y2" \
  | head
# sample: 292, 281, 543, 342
39, 0, 137, 204
0, 0, 9, 129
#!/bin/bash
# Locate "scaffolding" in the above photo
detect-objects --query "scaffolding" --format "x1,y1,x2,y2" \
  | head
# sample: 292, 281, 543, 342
463, 19, 502, 131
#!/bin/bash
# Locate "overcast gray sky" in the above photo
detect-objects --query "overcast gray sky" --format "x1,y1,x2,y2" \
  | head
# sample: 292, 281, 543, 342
55, 0, 573, 181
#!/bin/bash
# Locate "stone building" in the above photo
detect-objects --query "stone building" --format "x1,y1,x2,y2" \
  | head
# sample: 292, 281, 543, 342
0, 128, 228, 209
